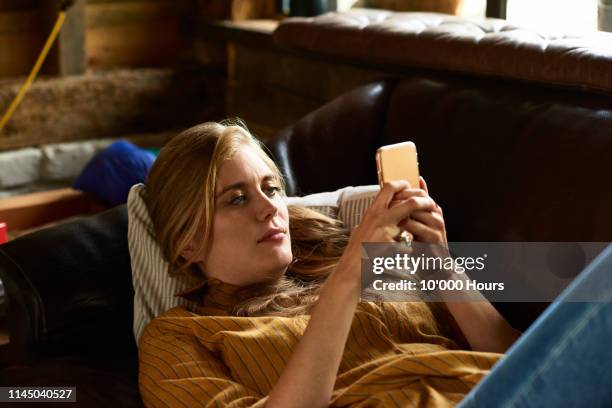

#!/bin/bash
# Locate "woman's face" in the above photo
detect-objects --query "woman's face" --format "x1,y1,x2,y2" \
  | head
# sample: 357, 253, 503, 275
197, 145, 293, 286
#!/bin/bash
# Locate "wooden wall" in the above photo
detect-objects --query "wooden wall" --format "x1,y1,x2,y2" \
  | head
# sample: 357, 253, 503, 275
86, 0, 195, 68
0, 1, 42, 77
0, 0, 279, 78
0, 0, 482, 78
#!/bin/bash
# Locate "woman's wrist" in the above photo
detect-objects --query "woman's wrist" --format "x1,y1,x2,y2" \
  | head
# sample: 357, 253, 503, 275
328, 246, 363, 298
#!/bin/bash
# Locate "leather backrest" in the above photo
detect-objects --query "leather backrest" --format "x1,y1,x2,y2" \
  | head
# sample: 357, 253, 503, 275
382, 75, 612, 242
268, 74, 612, 242
0, 205, 136, 363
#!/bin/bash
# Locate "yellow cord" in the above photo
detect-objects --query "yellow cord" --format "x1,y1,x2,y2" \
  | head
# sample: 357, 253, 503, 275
0, 11, 67, 132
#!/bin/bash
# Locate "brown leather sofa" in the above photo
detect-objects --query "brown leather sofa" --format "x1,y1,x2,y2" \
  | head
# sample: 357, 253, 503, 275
274, 8, 612, 93
1, 9, 611, 406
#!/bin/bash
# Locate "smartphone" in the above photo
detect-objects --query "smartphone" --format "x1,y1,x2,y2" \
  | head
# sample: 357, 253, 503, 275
376, 141, 420, 189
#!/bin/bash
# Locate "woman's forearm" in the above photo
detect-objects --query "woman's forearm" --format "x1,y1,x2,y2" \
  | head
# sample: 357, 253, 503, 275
266, 254, 361, 408
439, 272, 521, 353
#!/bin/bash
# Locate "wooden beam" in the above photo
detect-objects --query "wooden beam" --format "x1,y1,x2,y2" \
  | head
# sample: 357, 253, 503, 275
41, 0, 86, 76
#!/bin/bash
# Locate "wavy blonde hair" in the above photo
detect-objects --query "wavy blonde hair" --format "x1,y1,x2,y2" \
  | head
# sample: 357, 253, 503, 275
146, 120, 349, 317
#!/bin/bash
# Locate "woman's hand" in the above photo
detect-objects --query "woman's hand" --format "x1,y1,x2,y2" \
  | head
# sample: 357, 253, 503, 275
397, 177, 448, 245
336, 180, 438, 281
354, 180, 439, 243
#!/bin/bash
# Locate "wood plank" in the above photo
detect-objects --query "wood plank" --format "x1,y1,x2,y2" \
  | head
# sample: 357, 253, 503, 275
41, 0, 86, 76
232, 43, 387, 101
231, 0, 278, 20
87, 21, 182, 67
216, 18, 279, 34
0, 9, 41, 33
195, 19, 277, 53
87, 0, 180, 3
85, 0, 192, 28
85, 1, 193, 67
227, 82, 323, 137
0, 9, 41, 76
0, 31, 41, 77
221, 18, 388, 139
0, 188, 100, 231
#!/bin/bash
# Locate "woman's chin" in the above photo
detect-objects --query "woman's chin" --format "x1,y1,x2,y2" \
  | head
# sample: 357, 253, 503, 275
263, 244, 292, 262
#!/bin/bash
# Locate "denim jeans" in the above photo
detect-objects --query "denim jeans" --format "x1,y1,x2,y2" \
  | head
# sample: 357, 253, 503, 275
457, 244, 612, 408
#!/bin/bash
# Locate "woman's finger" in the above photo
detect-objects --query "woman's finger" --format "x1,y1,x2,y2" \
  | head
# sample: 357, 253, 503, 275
372, 180, 411, 211
419, 176, 428, 194
387, 196, 436, 223
403, 218, 442, 243
392, 188, 426, 202
409, 210, 446, 232
418, 177, 444, 215
389, 189, 426, 209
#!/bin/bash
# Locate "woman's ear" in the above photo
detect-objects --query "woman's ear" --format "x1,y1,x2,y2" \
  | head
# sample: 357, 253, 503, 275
181, 241, 204, 263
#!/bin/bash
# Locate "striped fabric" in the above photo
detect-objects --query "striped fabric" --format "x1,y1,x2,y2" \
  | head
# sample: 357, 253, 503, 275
128, 184, 378, 342
338, 185, 379, 231
128, 184, 200, 342
139, 298, 501, 407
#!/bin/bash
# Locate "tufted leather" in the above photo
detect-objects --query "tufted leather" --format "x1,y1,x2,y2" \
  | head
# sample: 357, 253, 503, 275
274, 9, 612, 93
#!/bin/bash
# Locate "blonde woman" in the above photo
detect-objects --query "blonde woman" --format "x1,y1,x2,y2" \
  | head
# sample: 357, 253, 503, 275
138, 121, 612, 407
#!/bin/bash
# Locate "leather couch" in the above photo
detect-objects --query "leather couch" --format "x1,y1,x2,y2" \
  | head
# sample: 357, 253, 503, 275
274, 8, 612, 94
2, 13, 612, 407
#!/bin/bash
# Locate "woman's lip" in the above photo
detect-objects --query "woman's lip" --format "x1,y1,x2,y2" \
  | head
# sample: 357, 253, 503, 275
259, 231, 286, 243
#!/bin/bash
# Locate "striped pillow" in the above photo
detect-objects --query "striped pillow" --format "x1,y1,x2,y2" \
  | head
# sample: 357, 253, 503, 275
128, 184, 201, 342
337, 185, 379, 230
128, 183, 379, 342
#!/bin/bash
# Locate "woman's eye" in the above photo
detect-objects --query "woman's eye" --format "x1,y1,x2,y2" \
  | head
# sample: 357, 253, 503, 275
266, 186, 281, 196
228, 186, 280, 205
229, 195, 246, 205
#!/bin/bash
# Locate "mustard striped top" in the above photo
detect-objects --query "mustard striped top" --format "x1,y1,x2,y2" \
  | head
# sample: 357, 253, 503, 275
138, 280, 502, 407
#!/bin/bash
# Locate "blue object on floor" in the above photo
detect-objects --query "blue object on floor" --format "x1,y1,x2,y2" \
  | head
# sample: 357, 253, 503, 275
73, 140, 155, 207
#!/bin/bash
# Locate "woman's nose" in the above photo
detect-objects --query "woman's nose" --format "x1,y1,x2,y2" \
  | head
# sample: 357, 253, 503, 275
255, 191, 279, 221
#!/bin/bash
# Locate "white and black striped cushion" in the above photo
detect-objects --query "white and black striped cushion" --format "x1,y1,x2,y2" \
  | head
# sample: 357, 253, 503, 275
337, 185, 379, 231
128, 184, 201, 342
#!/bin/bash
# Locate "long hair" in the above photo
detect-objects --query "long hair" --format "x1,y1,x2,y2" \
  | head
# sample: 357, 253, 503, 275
146, 120, 349, 317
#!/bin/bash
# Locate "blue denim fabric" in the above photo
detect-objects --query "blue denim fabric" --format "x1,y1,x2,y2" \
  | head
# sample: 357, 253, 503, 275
457, 244, 612, 408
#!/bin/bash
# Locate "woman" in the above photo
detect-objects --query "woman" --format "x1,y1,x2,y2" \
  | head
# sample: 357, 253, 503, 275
138, 121, 612, 407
